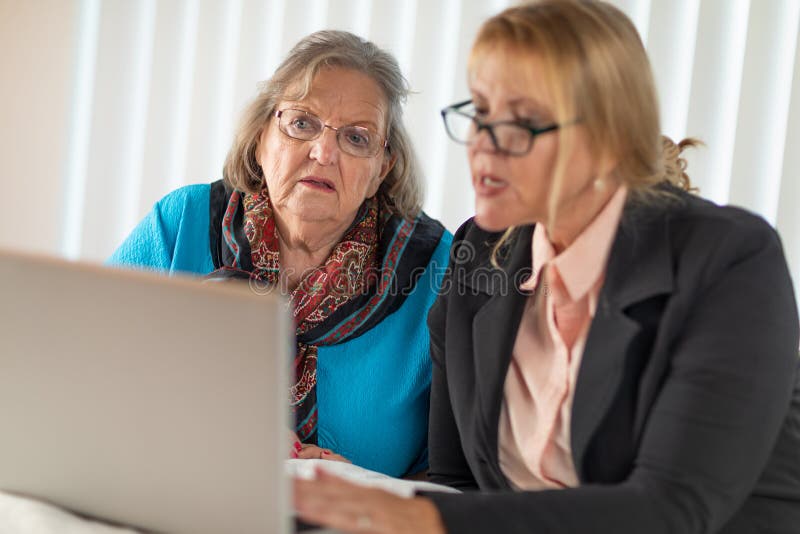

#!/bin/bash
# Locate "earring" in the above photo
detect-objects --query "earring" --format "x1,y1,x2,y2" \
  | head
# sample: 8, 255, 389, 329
593, 178, 605, 191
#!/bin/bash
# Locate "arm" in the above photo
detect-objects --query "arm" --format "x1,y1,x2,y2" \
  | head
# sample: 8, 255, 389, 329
427, 217, 799, 533
107, 195, 177, 270
107, 184, 213, 275
426, 238, 480, 491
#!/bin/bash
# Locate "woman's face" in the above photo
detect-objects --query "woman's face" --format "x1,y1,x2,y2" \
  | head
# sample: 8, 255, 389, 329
256, 68, 394, 229
467, 53, 600, 232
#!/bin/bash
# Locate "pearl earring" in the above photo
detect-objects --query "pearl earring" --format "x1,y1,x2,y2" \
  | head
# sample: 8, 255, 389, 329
593, 178, 605, 191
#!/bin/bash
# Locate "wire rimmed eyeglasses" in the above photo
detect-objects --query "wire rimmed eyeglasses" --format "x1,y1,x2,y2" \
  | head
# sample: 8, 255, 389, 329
275, 109, 389, 158
441, 99, 571, 156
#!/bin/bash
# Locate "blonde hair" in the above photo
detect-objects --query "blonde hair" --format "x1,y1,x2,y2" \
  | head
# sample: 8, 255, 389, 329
470, 0, 698, 264
223, 30, 423, 219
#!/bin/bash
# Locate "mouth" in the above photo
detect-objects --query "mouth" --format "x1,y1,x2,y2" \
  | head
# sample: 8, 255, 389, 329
299, 176, 336, 192
473, 173, 509, 196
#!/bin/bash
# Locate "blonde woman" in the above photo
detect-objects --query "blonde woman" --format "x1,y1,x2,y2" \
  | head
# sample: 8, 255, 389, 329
294, 1, 800, 532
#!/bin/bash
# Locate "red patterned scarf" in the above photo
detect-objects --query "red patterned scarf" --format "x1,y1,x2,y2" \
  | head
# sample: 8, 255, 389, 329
207, 179, 444, 445
242, 191, 381, 442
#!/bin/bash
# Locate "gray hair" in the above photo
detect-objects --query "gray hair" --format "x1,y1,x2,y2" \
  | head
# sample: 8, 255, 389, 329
223, 30, 423, 219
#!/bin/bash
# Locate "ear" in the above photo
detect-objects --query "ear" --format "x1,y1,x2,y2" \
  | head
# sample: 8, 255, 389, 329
380, 150, 397, 179
596, 151, 619, 182
252, 127, 264, 168
367, 150, 397, 198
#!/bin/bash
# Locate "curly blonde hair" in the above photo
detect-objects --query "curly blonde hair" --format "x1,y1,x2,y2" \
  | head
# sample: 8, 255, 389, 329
470, 0, 699, 265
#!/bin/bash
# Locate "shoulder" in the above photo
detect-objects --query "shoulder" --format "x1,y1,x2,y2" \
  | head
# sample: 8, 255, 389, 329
153, 183, 212, 220
445, 217, 534, 283
621, 186, 781, 268
615, 186, 794, 321
403, 211, 454, 271
664, 187, 775, 238
658, 189, 783, 273
412, 211, 452, 246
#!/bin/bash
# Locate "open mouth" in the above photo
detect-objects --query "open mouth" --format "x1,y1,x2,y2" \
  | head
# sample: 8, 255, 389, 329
480, 175, 507, 188
473, 173, 509, 195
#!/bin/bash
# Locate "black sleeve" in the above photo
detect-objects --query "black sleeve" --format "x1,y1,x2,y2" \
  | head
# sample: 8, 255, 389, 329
427, 216, 799, 534
426, 233, 480, 491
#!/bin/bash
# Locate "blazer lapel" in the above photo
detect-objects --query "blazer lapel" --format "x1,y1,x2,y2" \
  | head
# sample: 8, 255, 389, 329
470, 226, 533, 474
571, 200, 676, 478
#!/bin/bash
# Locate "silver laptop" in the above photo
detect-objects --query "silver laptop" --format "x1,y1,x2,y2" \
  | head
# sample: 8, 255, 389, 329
0, 249, 292, 533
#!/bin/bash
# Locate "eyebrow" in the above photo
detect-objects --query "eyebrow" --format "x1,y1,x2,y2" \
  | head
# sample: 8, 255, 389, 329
285, 104, 382, 131
508, 97, 550, 116
469, 89, 551, 118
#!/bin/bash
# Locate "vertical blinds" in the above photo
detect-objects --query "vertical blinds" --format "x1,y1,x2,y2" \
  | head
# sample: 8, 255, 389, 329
58, 0, 800, 301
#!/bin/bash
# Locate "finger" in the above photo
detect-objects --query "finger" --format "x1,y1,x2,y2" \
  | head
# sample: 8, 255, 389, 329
294, 478, 378, 533
314, 466, 356, 484
320, 450, 351, 463
297, 446, 325, 460
288, 430, 302, 458
296, 446, 351, 463
297, 470, 373, 505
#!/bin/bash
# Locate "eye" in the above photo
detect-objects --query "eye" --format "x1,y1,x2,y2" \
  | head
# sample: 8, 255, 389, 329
343, 128, 371, 147
466, 98, 486, 117
513, 112, 550, 129
291, 117, 313, 130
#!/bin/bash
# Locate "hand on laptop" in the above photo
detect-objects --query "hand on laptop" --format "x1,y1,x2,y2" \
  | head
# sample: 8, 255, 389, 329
294, 467, 447, 534
290, 431, 351, 463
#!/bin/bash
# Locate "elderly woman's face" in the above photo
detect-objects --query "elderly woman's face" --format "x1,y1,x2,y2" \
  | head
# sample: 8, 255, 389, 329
466, 53, 599, 232
256, 68, 394, 230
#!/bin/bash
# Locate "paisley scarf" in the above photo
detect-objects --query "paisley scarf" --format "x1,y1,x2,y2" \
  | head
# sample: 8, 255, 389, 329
207, 180, 445, 444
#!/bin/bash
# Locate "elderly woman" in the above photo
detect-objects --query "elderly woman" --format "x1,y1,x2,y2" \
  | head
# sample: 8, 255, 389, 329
109, 30, 451, 478
294, 1, 800, 533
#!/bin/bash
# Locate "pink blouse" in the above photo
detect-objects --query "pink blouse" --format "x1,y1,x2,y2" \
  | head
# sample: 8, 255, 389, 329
498, 186, 628, 490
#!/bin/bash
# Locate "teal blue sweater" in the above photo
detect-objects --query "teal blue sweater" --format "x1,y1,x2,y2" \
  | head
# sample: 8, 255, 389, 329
109, 184, 452, 477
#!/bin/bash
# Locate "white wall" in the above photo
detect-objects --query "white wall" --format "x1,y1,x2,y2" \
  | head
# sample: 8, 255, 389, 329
1, 0, 799, 303
0, 1, 79, 255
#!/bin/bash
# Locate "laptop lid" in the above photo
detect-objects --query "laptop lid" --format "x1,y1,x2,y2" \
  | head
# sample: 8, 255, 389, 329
0, 250, 290, 534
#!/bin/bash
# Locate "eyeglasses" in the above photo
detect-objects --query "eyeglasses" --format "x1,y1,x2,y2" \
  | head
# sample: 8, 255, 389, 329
441, 99, 567, 156
275, 109, 389, 158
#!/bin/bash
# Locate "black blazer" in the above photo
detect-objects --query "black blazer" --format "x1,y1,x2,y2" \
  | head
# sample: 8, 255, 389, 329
425, 187, 800, 534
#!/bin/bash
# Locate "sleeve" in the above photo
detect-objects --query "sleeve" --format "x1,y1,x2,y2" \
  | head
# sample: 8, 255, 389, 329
426, 216, 800, 534
106, 197, 175, 271
106, 185, 209, 272
426, 232, 480, 491
405, 231, 456, 478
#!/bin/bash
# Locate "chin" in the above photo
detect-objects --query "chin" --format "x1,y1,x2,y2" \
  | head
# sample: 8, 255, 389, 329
288, 199, 337, 222
473, 212, 513, 233
472, 201, 518, 233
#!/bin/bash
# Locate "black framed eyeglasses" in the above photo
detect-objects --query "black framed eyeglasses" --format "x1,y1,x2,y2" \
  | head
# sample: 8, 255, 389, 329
441, 99, 567, 156
275, 109, 389, 158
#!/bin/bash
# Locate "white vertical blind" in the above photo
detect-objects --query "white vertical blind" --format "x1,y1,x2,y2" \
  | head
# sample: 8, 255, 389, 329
406, 0, 463, 216
728, 0, 800, 224
79, 0, 159, 261
119, 0, 156, 243
683, 0, 750, 204
646, 0, 701, 141
776, 20, 800, 302
2, 0, 799, 303
60, 0, 100, 260
163, 0, 199, 193
368, 0, 417, 76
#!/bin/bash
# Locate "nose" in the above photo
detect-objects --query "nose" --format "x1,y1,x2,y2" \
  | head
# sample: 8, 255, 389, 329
470, 126, 498, 154
308, 127, 340, 166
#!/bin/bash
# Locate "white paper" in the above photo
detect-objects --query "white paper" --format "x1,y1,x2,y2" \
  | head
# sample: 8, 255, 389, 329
287, 459, 462, 498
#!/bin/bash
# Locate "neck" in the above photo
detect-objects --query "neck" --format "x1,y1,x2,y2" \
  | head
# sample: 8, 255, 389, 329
273, 211, 354, 291
547, 181, 620, 254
